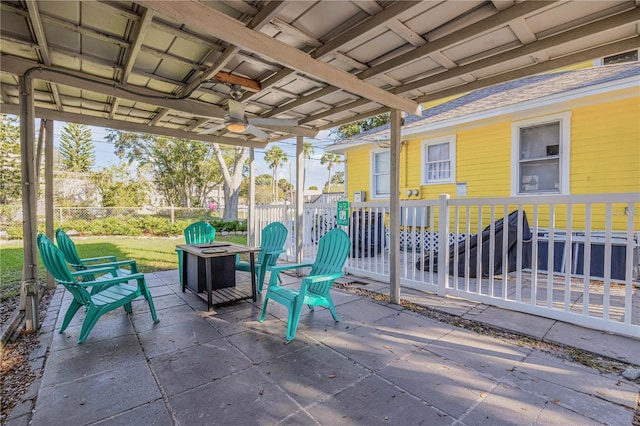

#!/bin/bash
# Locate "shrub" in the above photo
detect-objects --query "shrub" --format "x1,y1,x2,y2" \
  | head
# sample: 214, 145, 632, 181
208, 219, 247, 232
2, 216, 247, 239
132, 216, 183, 236
6, 225, 24, 239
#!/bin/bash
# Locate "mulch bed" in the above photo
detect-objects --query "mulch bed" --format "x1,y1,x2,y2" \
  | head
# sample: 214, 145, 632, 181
1, 289, 52, 423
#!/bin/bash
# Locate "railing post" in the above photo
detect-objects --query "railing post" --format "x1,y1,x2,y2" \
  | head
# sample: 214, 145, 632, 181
248, 148, 256, 246
295, 136, 304, 264
437, 193, 450, 297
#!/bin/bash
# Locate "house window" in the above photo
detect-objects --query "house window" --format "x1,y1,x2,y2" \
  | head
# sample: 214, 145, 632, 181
371, 150, 390, 198
603, 49, 638, 64
422, 136, 456, 184
511, 112, 571, 195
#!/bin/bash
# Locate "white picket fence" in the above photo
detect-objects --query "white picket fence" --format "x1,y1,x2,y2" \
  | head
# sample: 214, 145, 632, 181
255, 193, 640, 338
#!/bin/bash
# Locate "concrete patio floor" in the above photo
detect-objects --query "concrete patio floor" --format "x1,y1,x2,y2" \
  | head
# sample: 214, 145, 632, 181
6, 269, 639, 425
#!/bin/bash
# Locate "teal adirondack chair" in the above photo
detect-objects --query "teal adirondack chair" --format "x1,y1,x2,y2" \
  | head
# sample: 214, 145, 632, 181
55, 228, 138, 282
37, 234, 159, 344
259, 228, 351, 341
236, 222, 288, 293
176, 221, 216, 285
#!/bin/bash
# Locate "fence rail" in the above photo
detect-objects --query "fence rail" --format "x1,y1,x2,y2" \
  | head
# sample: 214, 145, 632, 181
254, 193, 639, 337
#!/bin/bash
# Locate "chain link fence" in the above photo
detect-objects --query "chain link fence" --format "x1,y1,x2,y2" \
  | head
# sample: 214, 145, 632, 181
0, 205, 248, 240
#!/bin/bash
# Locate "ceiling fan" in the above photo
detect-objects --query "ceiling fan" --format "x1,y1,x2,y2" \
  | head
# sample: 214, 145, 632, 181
199, 84, 298, 139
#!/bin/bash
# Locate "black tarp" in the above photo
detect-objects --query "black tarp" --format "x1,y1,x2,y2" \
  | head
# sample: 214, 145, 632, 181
350, 211, 383, 257
416, 210, 532, 277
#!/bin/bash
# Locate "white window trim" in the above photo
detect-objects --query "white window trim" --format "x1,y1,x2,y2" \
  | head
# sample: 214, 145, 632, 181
421, 135, 456, 185
510, 112, 571, 196
370, 148, 390, 199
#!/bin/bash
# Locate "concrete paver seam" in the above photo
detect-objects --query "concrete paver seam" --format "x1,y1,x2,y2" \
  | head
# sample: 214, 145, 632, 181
450, 376, 505, 425
539, 319, 559, 342
497, 371, 635, 424
133, 322, 178, 425
372, 370, 457, 420
254, 359, 326, 426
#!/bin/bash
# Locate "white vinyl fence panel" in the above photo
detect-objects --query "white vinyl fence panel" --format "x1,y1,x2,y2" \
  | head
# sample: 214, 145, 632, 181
264, 193, 638, 338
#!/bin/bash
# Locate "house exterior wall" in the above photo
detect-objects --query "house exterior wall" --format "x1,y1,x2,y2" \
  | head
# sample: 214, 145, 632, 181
570, 96, 639, 194
343, 89, 639, 231
345, 146, 372, 201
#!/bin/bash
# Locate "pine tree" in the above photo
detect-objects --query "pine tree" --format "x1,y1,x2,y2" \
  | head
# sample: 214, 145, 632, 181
59, 123, 95, 172
0, 115, 22, 204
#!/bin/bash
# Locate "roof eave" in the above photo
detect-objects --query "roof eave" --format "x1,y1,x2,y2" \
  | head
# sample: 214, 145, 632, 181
325, 71, 640, 152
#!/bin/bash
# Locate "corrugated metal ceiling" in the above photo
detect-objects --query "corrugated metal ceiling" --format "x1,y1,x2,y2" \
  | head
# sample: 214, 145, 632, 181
0, 0, 638, 148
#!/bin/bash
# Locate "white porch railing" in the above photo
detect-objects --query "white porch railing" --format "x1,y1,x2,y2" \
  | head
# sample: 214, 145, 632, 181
256, 193, 639, 337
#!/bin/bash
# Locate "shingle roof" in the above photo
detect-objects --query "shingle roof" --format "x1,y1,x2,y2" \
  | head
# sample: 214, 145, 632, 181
331, 62, 640, 145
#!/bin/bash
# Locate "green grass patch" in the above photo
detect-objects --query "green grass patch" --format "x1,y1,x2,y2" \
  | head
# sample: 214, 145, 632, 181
0, 234, 247, 300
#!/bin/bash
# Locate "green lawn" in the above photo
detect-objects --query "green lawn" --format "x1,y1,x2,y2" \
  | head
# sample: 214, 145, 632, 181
0, 234, 247, 300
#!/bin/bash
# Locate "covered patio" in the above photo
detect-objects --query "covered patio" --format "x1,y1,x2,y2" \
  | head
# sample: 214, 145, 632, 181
1, 0, 639, 326
1, 1, 639, 423
7, 269, 639, 424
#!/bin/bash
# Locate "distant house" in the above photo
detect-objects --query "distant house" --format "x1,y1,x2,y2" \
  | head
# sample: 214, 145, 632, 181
325, 62, 640, 232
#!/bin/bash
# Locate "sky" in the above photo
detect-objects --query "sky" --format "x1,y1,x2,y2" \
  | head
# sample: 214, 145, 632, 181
50, 122, 344, 191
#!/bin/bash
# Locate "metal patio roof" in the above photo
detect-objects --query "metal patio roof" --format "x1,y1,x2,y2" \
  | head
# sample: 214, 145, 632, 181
1, 0, 638, 149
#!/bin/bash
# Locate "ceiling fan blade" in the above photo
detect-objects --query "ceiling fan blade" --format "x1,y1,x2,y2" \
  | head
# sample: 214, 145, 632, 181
246, 125, 270, 140
247, 118, 298, 127
258, 125, 318, 138
228, 99, 245, 118
198, 123, 226, 135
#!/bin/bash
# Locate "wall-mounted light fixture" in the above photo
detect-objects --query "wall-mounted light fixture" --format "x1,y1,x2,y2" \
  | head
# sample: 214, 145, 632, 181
406, 188, 419, 197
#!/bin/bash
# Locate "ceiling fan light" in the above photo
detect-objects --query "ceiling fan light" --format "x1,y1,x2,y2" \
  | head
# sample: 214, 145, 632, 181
224, 114, 247, 133
226, 122, 247, 133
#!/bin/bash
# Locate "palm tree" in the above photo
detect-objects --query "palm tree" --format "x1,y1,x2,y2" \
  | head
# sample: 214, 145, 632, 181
264, 145, 288, 202
320, 152, 342, 193
302, 140, 314, 189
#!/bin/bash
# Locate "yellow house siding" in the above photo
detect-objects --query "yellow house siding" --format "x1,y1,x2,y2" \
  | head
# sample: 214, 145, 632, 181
552, 61, 594, 72
421, 93, 466, 111
403, 138, 421, 194
346, 147, 371, 201
455, 123, 511, 198
569, 97, 640, 194
398, 124, 513, 201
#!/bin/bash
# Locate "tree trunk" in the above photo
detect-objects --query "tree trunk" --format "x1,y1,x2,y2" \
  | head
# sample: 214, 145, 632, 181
223, 182, 239, 221
273, 167, 278, 203
212, 144, 247, 221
